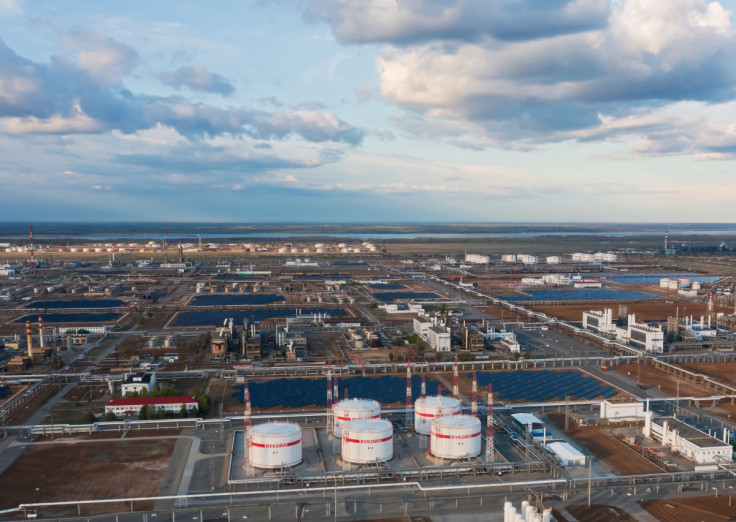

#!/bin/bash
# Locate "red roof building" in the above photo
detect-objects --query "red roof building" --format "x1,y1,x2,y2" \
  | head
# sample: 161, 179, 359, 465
105, 396, 198, 416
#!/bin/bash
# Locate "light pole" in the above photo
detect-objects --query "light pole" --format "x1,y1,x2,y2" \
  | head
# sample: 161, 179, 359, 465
587, 456, 593, 506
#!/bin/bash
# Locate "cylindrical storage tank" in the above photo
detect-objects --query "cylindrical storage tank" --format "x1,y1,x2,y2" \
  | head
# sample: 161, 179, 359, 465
430, 415, 482, 460
692, 281, 702, 290
414, 395, 462, 435
667, 279, 678, 290
572, 253, 583, 261
332, 398, 380, 437
249, 422, 302, 469
341, 419, 393, 464
678, 278, 691, 288
660, 278, 670, 288
546, 256, 561, 265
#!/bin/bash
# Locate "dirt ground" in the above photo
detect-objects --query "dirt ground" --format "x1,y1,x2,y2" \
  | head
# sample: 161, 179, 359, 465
679, 361, 736, 387
565, 504, 636, 522
547, 413, 662, 475
614, 364, 713, 398
640, 495, 736, 522
0, 438, 176, 513
529, 301, 729, 322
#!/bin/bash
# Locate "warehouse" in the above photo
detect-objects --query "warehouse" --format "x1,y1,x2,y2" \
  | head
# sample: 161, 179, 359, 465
547, 442, 586, 466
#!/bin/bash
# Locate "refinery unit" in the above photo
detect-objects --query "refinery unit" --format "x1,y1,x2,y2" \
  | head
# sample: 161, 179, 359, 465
4, 226, 736, 521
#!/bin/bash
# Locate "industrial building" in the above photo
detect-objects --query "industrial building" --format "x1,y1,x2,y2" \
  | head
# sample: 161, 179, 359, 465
104, 396, 199, 417
644, 413, 732, 466
583, 310, 664, 352
121, 372, 157, 395
427, 326, 451, 352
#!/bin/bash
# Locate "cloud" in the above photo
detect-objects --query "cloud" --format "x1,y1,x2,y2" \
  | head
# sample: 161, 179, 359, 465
60, 30, 140, 84
159, 64, 235, 96
0, 37, 363, 144
0, 0, 23, 16
301, 0, 610, 45
311, 0, 736, 154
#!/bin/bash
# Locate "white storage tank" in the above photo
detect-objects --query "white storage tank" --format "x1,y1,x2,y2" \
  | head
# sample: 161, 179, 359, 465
501, 254, 517, 263
249, 422, 303, 469
546, 256, 561, 265
602, 253, 618, 262
660, 278, 670, 288
430, 415, 482, 460
414, 395, 462, 435
667, 279, 679, 290
333, 398, 380, 437
692, 281, 702, 290
678, 278, 691, 288
341, 419, 393, 464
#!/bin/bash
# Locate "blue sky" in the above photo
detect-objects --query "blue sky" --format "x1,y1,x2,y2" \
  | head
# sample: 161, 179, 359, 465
2, 0, 736, 222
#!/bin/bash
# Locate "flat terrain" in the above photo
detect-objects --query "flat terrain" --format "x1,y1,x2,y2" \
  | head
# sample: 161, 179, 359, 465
614, 363, 713, 397
679, 361, 736, 387
565, 504, 636, 522
547, 413, 662, 475
528, 301, 727, 322
641, 495, 736, 522
0, 439, 176, 513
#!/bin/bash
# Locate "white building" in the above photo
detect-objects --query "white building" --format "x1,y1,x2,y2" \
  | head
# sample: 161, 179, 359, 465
600, 400, 645, 421
105, 396, 198, 417
582, 310, 664, 353
121, 372, 157, 395
644, 413, 732, 466
582, 309, 617, 335
465, 253, 490, 264
547, 442, 586, 466
427, 326, 451, 352
628, 318, 664, 353
413, 316, 432, 337
498, 334, 521, 353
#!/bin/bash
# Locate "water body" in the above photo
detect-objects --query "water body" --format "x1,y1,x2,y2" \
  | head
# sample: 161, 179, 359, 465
25, 299, 124, 309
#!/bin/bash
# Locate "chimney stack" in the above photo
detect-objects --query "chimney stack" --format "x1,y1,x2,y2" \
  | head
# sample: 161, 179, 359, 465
26, 320, 33, 358
38, 315, 45, 348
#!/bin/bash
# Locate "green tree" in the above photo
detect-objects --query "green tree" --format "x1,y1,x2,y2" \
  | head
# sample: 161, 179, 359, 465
388, 352, 394, 362
512, 352, 521, 360
103, 411, 118, 422
139, 404, 150, 420
83, 411, 97, 424
178, 404, 188, 418
522, 351, 532, 360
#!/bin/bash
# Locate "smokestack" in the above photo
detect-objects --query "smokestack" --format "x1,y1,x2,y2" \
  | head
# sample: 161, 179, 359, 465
26, 320, 33, 358
421, 374, 426, 399
38, 315, 44, 348
453, 357, 459, 399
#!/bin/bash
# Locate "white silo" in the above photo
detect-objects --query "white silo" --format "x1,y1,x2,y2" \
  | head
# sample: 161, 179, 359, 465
340, 419, 393, 464
692, 281, 702, 290
660, 278, 670, 288
678, 278, 691, 288
430, 415, 482, 460
546, 256, 561, 265
332, 398, 380, 437
414, 395, 462, 435
248, 422, 303, 469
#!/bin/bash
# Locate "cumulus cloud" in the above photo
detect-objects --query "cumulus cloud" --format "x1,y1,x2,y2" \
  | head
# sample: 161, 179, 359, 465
310, 0, 736, 155
301, 0, 610, 45
159, 64, 235, 96
60, 30, 140, 84
0, 37, 363, 144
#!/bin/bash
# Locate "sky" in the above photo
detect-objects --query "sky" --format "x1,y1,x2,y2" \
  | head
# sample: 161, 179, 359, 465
2, 0, 736, 222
